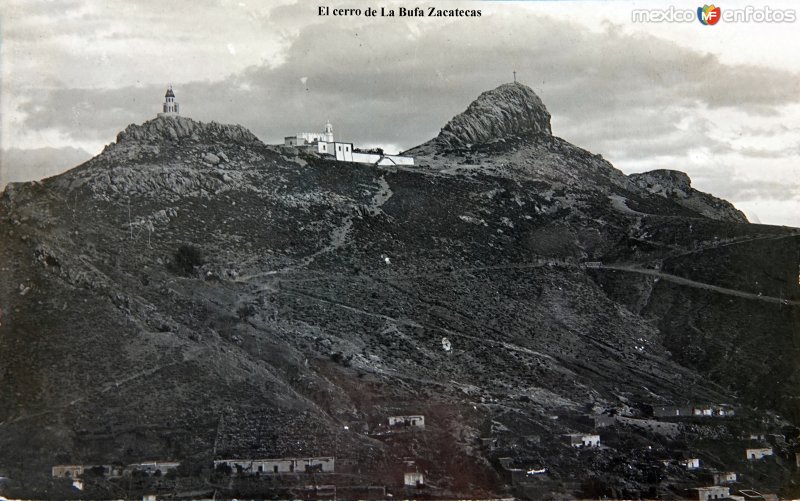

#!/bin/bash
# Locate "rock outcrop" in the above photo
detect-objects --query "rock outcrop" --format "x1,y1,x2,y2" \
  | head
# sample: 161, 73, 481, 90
629, 169, 748, 223
434, 82, 552, 149
115, 116, 262, 146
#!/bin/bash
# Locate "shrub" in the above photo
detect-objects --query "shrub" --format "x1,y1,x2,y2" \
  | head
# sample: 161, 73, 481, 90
173, 244, 205, 275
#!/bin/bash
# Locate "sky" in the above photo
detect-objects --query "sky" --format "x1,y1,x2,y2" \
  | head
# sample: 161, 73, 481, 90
1, 0, 798, 226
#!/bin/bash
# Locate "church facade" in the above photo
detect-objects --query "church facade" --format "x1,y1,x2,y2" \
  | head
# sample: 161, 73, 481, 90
284, 121, 334, 146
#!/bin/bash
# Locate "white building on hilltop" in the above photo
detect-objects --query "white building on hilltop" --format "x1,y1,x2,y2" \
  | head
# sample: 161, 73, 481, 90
157, 86, 180, 117
286, 121, 414, 166
285, 121, 334, 146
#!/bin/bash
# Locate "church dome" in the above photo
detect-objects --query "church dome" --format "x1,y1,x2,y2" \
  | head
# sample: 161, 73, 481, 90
165, 87, 175, 98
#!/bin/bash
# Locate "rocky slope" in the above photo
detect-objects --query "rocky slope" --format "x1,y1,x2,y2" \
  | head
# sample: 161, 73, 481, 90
630, 169, 747, 223
0, 84, 798, 500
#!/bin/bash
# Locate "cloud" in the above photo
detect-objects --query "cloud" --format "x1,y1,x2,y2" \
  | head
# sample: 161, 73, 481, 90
10, 12, 800, 148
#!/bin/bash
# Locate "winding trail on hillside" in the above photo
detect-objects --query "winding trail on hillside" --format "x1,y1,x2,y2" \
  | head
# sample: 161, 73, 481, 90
236, 175, 394, 282
278, 286, 556, 362
598, 264, 800, 306
661, 231, 800, 260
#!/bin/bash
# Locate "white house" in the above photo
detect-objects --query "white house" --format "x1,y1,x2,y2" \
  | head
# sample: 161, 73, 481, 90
214, 457, 334, 475
695, 486, 730, 500
389, 415, 425, 429
404, 471, 424, 487
653, 404, 733, 418
127, 462, 180, 476
746, 448, 773, 460
567, 434, 600, 448
52, 465, 85, 478
681, 458, 701, 470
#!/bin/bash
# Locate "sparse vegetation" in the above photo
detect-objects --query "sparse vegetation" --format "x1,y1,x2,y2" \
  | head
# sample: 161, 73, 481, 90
172, 243, 205, 275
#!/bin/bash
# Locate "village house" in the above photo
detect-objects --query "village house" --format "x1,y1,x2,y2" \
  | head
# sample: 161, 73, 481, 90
713, 471, 737, 484
214, 457, 334, 475
681, 458, 701, 470
388, 415, 425, 429
653, 405, 694, 417
404, 471, 424, 487
52, 464, 124, 478
126, 462, 180, 476
746, 448, 773, 460
695, 486, 730, 500
52, 465, 85, 478
653, 404, 733, 418
567, 434, 601, 448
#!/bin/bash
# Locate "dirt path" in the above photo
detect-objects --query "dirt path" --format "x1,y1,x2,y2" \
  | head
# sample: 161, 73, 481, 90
663, 231, 800, 260
237, 175, 394, 282
599, 264, 799, 306
278, 287, 556, 361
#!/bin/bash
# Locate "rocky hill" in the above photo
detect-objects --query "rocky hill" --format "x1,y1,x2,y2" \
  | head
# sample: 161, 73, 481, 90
0, 83, 798, 500
429, 82, 552, 149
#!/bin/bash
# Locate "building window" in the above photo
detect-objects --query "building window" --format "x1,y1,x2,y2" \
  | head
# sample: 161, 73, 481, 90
274, 465, 278, 473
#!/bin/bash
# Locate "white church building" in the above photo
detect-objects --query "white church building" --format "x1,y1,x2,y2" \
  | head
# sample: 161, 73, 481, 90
284, 121, 335, 146
157, 86, 180, 117
286, 122, 414, 167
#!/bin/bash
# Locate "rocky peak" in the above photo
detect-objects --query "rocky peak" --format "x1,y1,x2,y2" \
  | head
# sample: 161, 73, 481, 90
435, 82, 552, 149
115, 116, 262, 146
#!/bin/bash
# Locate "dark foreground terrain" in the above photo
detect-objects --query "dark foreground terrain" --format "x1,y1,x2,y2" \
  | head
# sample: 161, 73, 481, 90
1, 83, 799, 499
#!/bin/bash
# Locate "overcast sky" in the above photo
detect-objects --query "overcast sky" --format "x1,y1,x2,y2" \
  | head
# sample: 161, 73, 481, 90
1, 0, 798, 226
